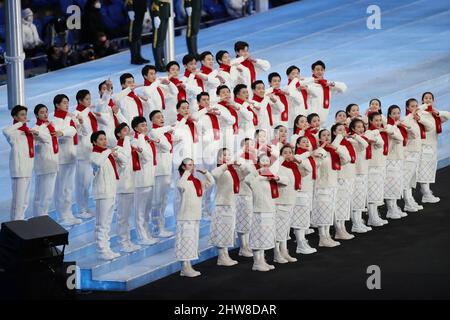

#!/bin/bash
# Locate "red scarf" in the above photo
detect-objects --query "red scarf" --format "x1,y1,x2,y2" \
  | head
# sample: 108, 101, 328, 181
294, 127, 302, 135
305, 127, 318, 150
387, 117, 408, 147
92, 145, 119, 180
13, 120, 34, 158
127, 91, 144, 117
296, 147, 316, 180
144, 79, 166, 110
107, 99, 119, 128
134, 132, 157, 166
273, 88, 289, 121
359, 135, 372, 160
219, 101, 238, 134
425, 105, 442, 134
54, 109, 78, 145
282, 160, 301, 190
240, 58, 256, 83
288, 78, 308, 109
219, 63, 231, 74
253, 94, 272, 126
182, 172, 202, 197
36, 119, 58, 154
152, 124, 173, 152
184, 70, 204, 91
313, 75, 330, 109
241, 151, 257, 163
76, 104, 98, 133
324, 145, 341, 170
259, 170, 279, 199
406, 109, 426, 139
199, 106, 220, 141
177, 114, 198, 143
370, 124, 389, 156
170, 77, 187, 102
117, 138, 141, 171
340, 137, 356, 164
219, 164, 240, 194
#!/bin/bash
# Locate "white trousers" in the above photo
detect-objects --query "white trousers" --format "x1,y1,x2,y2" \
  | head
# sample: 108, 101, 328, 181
55, 162, 76, 220
10, 177, 32, 221
95, 197, 115, 253
76, 159, 93, 214
117, 192, 135, 245
33, 172, 57, 217
135, 186, 154, 241
152, 175, 171, 220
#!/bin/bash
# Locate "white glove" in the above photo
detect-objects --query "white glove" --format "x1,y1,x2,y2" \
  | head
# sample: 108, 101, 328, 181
154, 16, 161, 29
128, 11, 135, 21
186, 6, 192, 16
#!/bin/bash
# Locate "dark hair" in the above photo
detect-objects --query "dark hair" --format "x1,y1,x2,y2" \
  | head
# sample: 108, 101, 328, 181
241, 137, 252, 147
200, 51, 213, 62
98, 80, 107, 92
149, 110, 162, 121
233, 84, 247, 97
330, 123, 345, 141
11, 105, 27, 117
274, 124, 285, 132
345, 103, 358, 117
120, 73, 133, 85
251, 80, 264, 91
307, 113, 320, 124
318, 128, 329, 140
216, 147, 229, 164
279, 144, 293, 156
387, 104, 400, 117
216, 85, 230, 96
33, 104, 48, 116
90, 130, 106, 144
405, 98, 417, 109
141, 65, 157, 78
293, 114, 307, 131
131, 116, 146, 131
421, 91, 434, 103
335, 110, 346, 119
178, 158, 193, 176
53, 94, 69, 108
254, 129, 266, 139
369, 98, 382, 114
295, 136, 308, 152
176, 100, 189, 110
349, 118, 364, 133
166, 60, 180, 72
196, 92, 209, 102
286, 65, 300, 76
368, 111, 381, 124
182, 53, 196, 65
234, 41, 249, 52
311, 60, 326, 70
268, 72, 281, 83
76, 89, 90, 102
114, 122, 129, 140
215, 50, 228, 64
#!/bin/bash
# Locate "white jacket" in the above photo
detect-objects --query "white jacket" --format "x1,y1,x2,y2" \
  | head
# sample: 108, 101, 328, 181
32, 122, 59, 175
148, 126, 176, 176
3, 122, 34, 178
231, 56, 271, 100
402, 112, 433, 153
172, 116, 200, 164
212, 161, 251, 206
177, 170, 214, 220
90, 149, 124, 200
365, 129, 385, 168
234, 99, 255, 140
180, 73, 203, 107
22, 20, 42, 49
349, 134, 370, 175
386, 124, 405, 160
73, 106, 98, 161
304, 77, 347, 117
116, 136, 135, 194
284, 78, 308, 127
142, 79, 178, 113
252, 95, 282, 139
95, 92, 127, 147
418, 104, 450, 146
198, 68, 221, 103
131, 133, 156, 188
116, 87, 151, 125
53, 113, 78, 165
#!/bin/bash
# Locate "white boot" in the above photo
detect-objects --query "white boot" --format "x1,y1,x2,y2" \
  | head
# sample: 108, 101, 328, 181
421, 183, 440, 203
335, 220, 354, 240
395, 202, 408, 218
326, 225, 341, 246
180, 261, 201, 277
351, 210, 368, 233
157, 209, 174, 238
368, 203, 385, 227
238, 233, 253, 257
98, 249, 120, 260
386, 199, 401, 219
217, 248, 238, 266
280, 241, 297, 262
274, 242, 288, 263
119, 241, 142, 253
252, 250, 270, 272
403, 189, 419, 212
294, 229, 316, 254
305, 228, 315, 235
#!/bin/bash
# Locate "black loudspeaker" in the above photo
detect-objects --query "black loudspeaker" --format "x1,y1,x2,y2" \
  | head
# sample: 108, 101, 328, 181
0, 216, 76, 299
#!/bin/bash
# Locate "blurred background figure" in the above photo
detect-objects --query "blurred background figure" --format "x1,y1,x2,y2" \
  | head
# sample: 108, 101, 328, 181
22, 8, 44, 56
126, 0, 150, 65
185, 0, 203, 58
150, 0, 171, 71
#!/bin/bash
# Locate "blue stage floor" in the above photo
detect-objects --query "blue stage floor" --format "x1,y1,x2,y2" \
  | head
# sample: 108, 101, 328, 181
0, 0, 449, 290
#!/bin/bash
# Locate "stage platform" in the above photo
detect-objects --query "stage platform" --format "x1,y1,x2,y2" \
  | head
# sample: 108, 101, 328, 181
0, 0, 449, 291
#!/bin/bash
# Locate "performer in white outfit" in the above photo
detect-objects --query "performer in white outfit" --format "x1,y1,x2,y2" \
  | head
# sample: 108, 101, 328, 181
215, 50, 241, 92
165, 61, 191, 125
199, 51, 223, 103
233, 84, 256, 142
116, 73, 148, 125
244, 154, 287, 272
3, 105, 37, 221
32, 104, 59, 217
304, 60, 347, 127
210, 148, 250, 266
181, 54, 205, 107
232, 41, 271, 100
384, 105, 409, 219
304, 113, 321, 151
90, 130, 124, 260
312, 129, 350, 247
366, 112, 389, 227
52, 94, 82, 226
217, 85, 240, 154
114, 123, 141, 253
417, 92, 450, 203
402, 98, 433, 211
176, 158, 214, 277
74, 89, 98, 219
285, 65, 309, 120
291, 115, 308, 145
348, 119, 372, 233
266, 72, 290, 128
